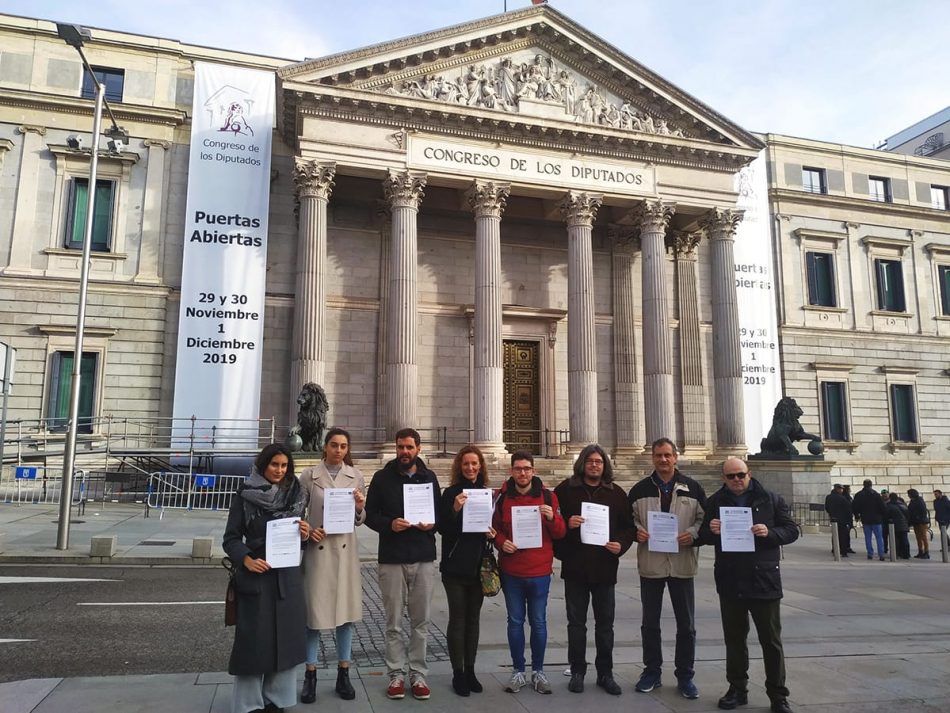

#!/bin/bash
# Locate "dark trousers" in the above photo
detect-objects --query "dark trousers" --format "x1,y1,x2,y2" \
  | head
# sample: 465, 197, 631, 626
894, 531, 911, 559
640, 576, 695, 681
564, 579, 615, 676
720, 597, 788, 701
836, 522, 852, 553
442, 575, 484, 670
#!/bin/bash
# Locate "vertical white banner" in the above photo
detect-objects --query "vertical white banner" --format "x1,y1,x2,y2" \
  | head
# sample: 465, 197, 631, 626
172, 63, 275, 447
734, 151, 783, 450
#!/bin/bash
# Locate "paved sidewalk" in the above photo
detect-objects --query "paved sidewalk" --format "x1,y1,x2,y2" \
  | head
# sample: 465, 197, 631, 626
1, 503, 950, 712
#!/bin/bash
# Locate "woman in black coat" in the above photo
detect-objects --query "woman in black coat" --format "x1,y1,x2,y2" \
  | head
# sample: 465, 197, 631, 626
906, 489, 931, 559
223, 443, 310, 713
885, 493, 911, 560
437, 445, 495, 697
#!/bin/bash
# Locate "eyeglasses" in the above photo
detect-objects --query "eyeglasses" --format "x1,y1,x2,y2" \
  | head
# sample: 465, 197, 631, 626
585, 459, 604, 466
724, 472, 748, 480
511, 466, 534, 473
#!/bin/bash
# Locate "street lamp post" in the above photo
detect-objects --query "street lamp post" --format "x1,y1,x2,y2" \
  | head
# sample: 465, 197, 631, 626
55, 24, 127, 550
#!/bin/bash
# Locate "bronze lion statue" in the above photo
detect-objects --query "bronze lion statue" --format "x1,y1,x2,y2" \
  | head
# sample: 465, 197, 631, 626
288, 382, 329, 452
759, 396, 820, 456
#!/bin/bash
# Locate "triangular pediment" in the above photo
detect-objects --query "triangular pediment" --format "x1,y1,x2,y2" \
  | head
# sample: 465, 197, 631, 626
279, 5, 762, 161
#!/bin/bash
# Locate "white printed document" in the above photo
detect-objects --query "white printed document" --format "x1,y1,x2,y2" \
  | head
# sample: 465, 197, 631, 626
720, 507, 756, 552
580, 502, 610, 546
462, 488, 493, 533
403, 482, 435, 524
647, 511, 679, 553
511, 505, 543, 549
265, 517, 301, 568
323, 488, 356, 534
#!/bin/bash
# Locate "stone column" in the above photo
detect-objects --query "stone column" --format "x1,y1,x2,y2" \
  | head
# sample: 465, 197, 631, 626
5, 125, 47, 275
702, 208, 746, 452
609, 225, 642, 455
382, 170, 426, 438
671, 230, 707, 453
467, 180, 510, 455
134, 139, 169, 284
289, 160, 335, 425
636, 200, 676, 446
373, 201, 392, 449
560, 191, 603, 446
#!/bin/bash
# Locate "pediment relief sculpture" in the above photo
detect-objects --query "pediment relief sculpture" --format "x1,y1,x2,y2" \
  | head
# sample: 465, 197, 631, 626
373, 50, 686, 138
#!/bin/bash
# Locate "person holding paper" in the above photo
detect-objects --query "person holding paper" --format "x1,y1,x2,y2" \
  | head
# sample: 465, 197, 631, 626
553, 444, 635, 696
222, 444, 311, 713
698, 458, 799, 713
437, 445, 496, 697
365, 427, 441, 701
492, 451, 566, 695
299, 427, 366, 703
627, 437, 706, 700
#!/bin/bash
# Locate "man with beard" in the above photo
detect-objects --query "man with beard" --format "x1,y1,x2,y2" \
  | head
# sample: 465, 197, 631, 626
365, 428, 442, 700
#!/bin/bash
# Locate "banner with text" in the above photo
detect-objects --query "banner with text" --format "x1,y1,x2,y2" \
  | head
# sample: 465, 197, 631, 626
172, 62, 274, 447
409, 135, 655, 196
734, 151, 783, 451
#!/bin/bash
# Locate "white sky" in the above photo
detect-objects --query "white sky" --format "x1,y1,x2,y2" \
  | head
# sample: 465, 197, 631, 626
6, 0, 948, 148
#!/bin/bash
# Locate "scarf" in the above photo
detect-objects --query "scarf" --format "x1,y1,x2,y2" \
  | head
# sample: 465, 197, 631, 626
240, 467, 307, 522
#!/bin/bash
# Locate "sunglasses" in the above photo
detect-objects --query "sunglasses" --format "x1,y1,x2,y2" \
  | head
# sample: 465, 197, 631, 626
724, 472, 748, 480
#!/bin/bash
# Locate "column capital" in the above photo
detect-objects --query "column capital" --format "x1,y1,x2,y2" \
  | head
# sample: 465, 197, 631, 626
559, 191, 603, 227
608, 224, 640, 254
633, 199, 675, 233
383, 169, 427, 209
669, 230, 702, 259
17, 125, 47, 136
701, 207, 744, 240
466, 180, 510, 218
143, 139, 170, 150
294, 160, 336, 200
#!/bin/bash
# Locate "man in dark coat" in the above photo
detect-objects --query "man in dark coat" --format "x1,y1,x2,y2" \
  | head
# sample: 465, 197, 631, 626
885, 493, 911, 559
698, 457, 798, 713
934, 490, 950, 552
554, 444, 635, 696
851, 479, 887, 561
824, 484, 853, 556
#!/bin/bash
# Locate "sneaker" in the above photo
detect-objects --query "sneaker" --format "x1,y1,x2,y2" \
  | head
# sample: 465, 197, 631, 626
410, 678, 431, 700
678, 678, 700, 699
532, 671, 552, 694
635, 670, 662, 693
568, 672, 584, 693
505, 670, 527, 693
387, 677, 406, 699
596, 674, 622, 695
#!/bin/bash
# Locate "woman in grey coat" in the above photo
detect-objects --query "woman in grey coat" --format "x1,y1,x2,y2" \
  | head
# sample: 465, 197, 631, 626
223, 443, 311, 713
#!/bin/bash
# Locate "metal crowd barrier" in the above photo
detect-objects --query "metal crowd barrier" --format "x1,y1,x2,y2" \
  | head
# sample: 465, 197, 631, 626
0, 466, 85, 506
146, 472, 246, 514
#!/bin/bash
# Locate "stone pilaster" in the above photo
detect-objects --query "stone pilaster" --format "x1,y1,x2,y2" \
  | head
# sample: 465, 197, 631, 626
382, 170, 426, 438
5, 125, 47, 275
635, 199, 676, 447
134, 139, 169, 284
702, 207, 746, 452
373, 201, 392, 450
671, 230, 707, 453
609, 225, 642, 454
289, 160, 335, 425
467, 180, 510, 455
560, 191, 603, 446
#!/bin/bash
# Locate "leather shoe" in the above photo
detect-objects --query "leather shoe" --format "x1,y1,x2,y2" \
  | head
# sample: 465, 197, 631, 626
718, 686, 748, 709
568, 672, 584, 693
770, 698, 793, 713
596, 674, 622, 696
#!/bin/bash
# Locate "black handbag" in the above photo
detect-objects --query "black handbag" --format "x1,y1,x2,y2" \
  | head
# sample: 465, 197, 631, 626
223, 557, 237, 626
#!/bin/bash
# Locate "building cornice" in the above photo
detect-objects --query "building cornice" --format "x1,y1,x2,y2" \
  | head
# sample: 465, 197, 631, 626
0, 88, 188, 127
770, 187, 950, 223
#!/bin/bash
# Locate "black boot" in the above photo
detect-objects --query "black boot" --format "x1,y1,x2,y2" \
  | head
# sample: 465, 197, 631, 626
464, 667, 483, 693
336, 665, 356, 700
301, 668, 317, 704
452, 669, 471, 696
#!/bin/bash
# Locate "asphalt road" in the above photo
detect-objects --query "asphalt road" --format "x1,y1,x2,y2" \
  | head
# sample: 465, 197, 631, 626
0, 565, 231, 683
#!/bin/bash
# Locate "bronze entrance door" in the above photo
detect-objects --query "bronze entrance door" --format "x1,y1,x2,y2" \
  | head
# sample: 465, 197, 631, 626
503, 340, 541, 454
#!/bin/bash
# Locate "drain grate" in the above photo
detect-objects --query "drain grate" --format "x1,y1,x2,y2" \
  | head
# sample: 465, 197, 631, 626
137, 540, 176, 546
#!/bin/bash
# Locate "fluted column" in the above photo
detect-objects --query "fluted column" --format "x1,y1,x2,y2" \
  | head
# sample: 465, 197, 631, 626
290, 160, 335, 425
636, 200, 676, 446
383, 170, 426, 437
671, 231, 707, 453
609, 225, 642, 454
702, 208, 746, 452
560, 191, 603, 445
467, 181, 510, 453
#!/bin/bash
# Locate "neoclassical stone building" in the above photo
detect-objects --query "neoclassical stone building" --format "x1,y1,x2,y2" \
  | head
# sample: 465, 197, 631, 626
0, 6, 762, 465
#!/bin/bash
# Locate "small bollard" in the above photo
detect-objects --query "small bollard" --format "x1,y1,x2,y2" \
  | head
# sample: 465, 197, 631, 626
888, 523, 897, 562
831, 520, 841, 561
941, 525, 948, 564
90, 535, 117, 558
192, 537, 214, 559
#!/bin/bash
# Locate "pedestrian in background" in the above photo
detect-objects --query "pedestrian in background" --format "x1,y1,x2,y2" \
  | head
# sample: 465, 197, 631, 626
824, 484, 852, 557
886, 493, 911, 560
906, 489, 930, 559
851, 479, 886, 560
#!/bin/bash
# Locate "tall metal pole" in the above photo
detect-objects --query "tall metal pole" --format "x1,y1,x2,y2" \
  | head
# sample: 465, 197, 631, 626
0, 343, 13, 476
56, 81, 104, 550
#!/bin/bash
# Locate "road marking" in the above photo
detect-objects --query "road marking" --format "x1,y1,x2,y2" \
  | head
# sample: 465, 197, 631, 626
77, 601, 223, 606
0, 639, 37, 643
0, 576, 117, 584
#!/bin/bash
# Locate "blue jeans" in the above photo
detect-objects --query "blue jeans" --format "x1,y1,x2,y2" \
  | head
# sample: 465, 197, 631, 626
501, 572, 550, 672
306, 622, 355, 666
863, 524, 884, 557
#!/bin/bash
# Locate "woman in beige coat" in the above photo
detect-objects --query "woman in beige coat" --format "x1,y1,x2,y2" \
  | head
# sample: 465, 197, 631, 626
299, 427, 366, 703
